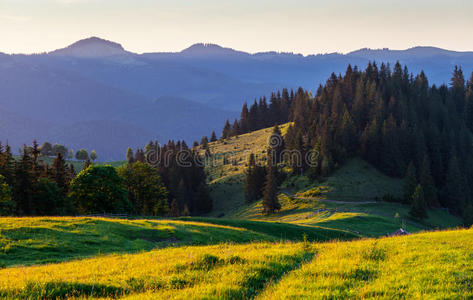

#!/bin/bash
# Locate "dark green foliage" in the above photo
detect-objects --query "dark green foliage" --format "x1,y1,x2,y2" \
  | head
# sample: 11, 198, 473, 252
420, 155, 438, 207
39, 142, 53, 157
410, 184, 428, 220
227, 64, 473, 216
32, 178, 62, 216
221, 119, 232, 139
200, 136, 209, 148
126, 147, 135, 164
135, 140, 212, 216
403, 162, 417, 204
0, 141, 75, 216
0, 175, 14, 216
210, 131, 217, 142
442, 156, 467, 215
463, 204, 473, 227
69, 165, 130, 214
118, 162, 168, 216
262, 152, 280, 214
269, 124, 285, 164
75, 149, 89, 161
52, 143, 68, 158
244, 154, 266, 204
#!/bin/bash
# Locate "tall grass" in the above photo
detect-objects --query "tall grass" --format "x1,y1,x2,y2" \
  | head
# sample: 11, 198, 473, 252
0, 228, 471, 299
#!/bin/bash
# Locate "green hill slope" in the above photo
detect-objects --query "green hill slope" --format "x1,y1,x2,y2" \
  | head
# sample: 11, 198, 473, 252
0, 216, 355, 267
203, 125, 461, 236
1, 228, 471, 299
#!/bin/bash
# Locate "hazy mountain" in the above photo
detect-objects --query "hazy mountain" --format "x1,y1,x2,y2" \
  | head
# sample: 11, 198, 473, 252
0, 37, 472, 159
49, 36, 130, 57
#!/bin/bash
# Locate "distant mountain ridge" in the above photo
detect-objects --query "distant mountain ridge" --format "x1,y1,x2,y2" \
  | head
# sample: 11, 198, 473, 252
49, 37, 130, 57
1, 37, 472, 159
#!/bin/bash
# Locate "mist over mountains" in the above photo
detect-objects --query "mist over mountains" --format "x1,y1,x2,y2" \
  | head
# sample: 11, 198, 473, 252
1, 37, 472, 160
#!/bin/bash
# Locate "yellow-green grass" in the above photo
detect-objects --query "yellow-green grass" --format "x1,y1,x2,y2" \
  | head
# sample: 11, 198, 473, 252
0, 242, 313, 299
0, 228, 471, 299
233, 194, 461, 237
285, 158, 404, 201
200, 123, 292, 182
0, 217, 355, 267
259, 228, 473, 299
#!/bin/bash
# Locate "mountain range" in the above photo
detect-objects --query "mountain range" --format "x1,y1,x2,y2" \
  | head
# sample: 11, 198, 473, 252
1, 37, 472, 160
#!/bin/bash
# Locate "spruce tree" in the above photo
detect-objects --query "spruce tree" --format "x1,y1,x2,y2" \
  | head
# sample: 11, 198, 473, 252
51, 152, 68, 197
409, 184, 428, 220
262, 151, 280, 214
420, 155, 438, 207
443, 156, 467, 214
269, 124, 284, 164
403, 162, 417, 204
210, 131, 217, 142
221, 119, 232, 139
463, 204, 473, 227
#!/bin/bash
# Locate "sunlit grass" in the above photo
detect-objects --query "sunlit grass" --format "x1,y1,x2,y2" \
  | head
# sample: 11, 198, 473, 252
0, 228, 471, 299
0, 216, 354, 267
259, 228, 473, 299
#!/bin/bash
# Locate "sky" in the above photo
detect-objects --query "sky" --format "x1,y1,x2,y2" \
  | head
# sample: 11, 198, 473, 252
0, 0, 472, 55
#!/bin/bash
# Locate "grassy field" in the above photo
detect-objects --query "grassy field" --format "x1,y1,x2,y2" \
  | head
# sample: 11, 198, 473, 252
0, 227, 471, 299
0, 217, 355, 267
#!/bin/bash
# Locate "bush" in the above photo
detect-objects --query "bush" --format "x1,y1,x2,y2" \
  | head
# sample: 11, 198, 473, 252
69, 165, 130, 214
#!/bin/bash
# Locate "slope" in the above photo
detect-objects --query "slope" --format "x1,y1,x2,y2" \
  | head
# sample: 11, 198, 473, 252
203, 124, 462, 236
0, 216, 355, 267
0, 228, 471, 299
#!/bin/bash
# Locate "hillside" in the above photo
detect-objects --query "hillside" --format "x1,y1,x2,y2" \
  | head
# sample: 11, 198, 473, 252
0, 228, 471, 299
2, 38, 473, 159
203, 124, 461, 236
0, 217, 355, 267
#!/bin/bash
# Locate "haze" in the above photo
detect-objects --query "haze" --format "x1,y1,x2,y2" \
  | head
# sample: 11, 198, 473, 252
1, 0, 472, 55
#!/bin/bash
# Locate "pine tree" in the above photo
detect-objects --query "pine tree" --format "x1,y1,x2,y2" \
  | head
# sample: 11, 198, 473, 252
420, 155, 438, 207
210, 131, 217, 142
443, 156, 467, 214
51, 152, 68, 197
200, 136, 209, 148
403, 162, 417, 204
463, 203, 473, 227
269, 124, 284, 164
262, 152, 280, 214
244, 154, 264, 204
240, 103, 250, 133
221, 119, 232, 139
409, 184, 428, 220
14, 146, 34, 215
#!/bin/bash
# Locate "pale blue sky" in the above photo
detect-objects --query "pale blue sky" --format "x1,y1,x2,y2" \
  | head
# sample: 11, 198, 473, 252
0, 0, 471, 54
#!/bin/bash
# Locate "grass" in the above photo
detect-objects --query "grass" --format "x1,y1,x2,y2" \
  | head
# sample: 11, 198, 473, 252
259, 228, 473, 299
284, 158, 404, 201
232, 193, 461, 237
0, 216, 354, 267
0, 228, 471, 299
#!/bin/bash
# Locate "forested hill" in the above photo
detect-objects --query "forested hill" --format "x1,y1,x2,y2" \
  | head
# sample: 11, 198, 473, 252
1, 37, 473, 160
223, 62, 473, 219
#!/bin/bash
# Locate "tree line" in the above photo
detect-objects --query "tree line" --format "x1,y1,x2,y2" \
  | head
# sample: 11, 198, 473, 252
126, 140, 213, 217
234, 63, 473, 225
0, 141, 76, 215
